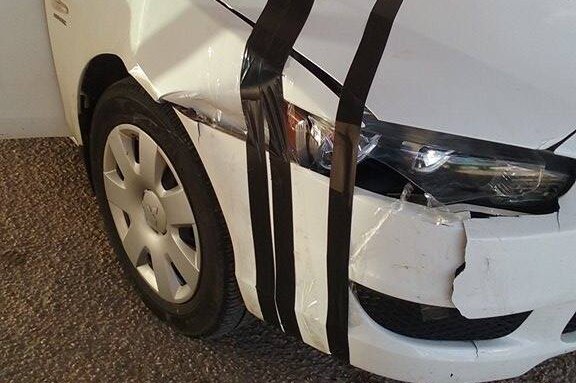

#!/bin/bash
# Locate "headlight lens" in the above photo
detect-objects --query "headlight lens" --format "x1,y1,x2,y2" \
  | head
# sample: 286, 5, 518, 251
286, 104, 576, 211
286, 104, 380, 170
371, 140, 570, 206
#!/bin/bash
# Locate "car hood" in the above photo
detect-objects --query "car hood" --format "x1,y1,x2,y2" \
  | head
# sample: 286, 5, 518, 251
224, 0, 576, 150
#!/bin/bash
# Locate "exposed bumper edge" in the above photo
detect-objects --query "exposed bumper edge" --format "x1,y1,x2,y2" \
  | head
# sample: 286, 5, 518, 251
453, 186, 576, 319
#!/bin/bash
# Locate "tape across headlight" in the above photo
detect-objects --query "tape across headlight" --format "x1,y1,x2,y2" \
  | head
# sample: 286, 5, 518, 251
412, 145, 454, 173
286, 104, 575, 211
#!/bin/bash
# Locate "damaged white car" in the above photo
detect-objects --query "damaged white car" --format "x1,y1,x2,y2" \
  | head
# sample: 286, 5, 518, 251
4, 1, 576, 382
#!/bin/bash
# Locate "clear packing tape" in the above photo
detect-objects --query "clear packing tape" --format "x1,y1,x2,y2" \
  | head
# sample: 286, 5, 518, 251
365, 132, 568, 207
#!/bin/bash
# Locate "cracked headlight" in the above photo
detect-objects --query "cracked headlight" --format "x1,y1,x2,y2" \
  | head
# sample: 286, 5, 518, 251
362, 113, 576, 211
375, 140, 569, 205
286, 104, 575, 212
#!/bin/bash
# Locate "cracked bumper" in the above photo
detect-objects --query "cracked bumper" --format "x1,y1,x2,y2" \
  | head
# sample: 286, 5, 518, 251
348, 180, 576, 382
453, 211, 576, 319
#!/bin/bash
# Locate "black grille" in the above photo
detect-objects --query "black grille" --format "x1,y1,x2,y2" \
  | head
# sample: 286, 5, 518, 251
563, 313, 576, 334
354, 283, 531, 341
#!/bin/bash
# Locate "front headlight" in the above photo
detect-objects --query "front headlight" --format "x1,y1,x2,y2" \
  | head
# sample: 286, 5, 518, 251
286, 104, 576, 212
286, 104, 380, 170
370, 139, 570, 207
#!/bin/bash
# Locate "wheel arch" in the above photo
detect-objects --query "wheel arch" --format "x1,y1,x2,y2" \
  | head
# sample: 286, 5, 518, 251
77, 54, 131, 184
79, 55, 129, 149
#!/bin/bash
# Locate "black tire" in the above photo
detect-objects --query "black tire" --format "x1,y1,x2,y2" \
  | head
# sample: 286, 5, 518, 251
90, 77, 247, 337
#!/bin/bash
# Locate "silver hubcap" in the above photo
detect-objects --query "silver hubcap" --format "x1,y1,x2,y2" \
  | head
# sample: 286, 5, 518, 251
103, 124, 200, 303
142, 190, 167, 234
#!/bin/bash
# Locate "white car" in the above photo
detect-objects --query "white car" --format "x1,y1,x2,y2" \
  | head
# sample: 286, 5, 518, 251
4, 1, 576, 382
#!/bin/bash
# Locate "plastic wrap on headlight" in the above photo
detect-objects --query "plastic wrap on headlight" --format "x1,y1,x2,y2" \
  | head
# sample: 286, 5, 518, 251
286, 104, 575, 211
370, 139, 569, 205
362, 115, 576, 210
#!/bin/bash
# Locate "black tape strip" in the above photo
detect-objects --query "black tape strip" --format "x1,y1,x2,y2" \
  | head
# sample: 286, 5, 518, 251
214, 0, 255, 27
290, 50, 343, 96
214, 0, 341, 96
242, 91, 279, 326
326, 0, 404, 360
547, 129, 576, 152
240, 0, 315, 337
263, 78, 300, 336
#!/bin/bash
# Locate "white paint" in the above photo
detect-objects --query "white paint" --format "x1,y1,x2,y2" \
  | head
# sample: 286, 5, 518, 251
0, 1, 66, 138
221, 0, 576, 149
43, 0, 576, 381
291, 165, 330, 353
293, 0, 376, 89
175, 115, 262, 320
350, 188, 466, 308
283, 57, 340, 126
453, 211, 576, 318
372, 1, 576, 149
350, 292, 576, 383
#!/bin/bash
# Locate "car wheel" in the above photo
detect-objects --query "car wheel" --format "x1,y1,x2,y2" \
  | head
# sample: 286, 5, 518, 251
90, 77, 247, 337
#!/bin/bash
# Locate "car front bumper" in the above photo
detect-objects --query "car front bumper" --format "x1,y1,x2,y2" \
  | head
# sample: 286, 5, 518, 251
349, 293, 576, 383
345, 170, 576, 383
181, 113, 576, 383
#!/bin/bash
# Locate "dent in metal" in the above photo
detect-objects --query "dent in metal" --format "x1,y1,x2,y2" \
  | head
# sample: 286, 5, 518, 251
128, 64, 160, 101
162, 91, 247, 139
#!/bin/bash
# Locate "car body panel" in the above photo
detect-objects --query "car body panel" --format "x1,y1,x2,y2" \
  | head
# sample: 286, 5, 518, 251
371, 1, 576, 149
453, 212, 576, 318
349, 295, 576, 383
42, 0, 576, 382
46, 0, 576, 148
0, 1, 67, 139
219, 0, 576, 149
350, 191, 466, 308
175, 113, 263, 320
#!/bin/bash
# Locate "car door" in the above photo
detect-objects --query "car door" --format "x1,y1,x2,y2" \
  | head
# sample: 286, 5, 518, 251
0, 1, 68, 139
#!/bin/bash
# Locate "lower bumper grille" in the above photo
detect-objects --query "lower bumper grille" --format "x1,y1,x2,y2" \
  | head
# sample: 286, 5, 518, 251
354, 283, 531, 341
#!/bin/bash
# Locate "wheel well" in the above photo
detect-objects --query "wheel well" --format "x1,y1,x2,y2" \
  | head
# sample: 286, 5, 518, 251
78, 54, 129, 182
